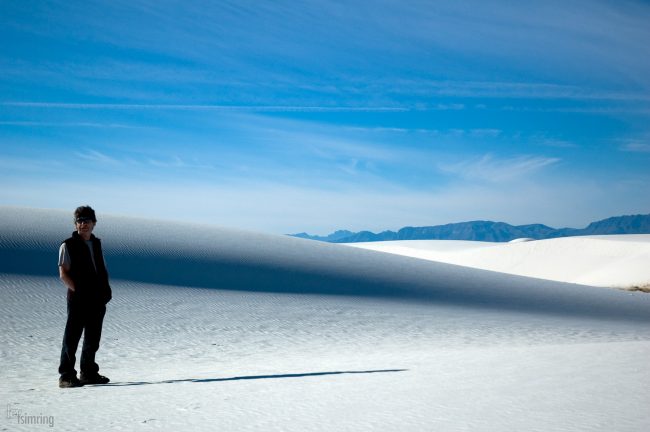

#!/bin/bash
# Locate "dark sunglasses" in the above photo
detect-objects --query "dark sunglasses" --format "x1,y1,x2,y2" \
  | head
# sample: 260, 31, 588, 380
75, 217, 95, 224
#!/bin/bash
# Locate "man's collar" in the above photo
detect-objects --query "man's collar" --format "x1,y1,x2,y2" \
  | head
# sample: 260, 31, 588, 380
72, 231, 95, 241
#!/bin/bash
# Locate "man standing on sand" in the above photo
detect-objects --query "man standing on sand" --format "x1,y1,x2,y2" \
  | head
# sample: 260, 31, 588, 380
58, 206, 112, 388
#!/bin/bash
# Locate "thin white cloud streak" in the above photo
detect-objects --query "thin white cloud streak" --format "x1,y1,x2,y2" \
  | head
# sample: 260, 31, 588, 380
74, 150, 121, 165
438, 155, 561, 183
1, 102, 407, 112
145, 156, 216, 171
263, 129, 400, 164
528, 135, 579, 149
4, 80, 649, 109
0, 121, 147, 129
620, 141, 650, 153
341, 126, 504, 139
375, 79, 650, 102
498, 105, 650, 115
72, 149, 219, 172
11, 100, 646, 116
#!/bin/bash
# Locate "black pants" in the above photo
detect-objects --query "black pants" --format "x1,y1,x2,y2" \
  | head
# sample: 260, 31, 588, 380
59, 299, 106, 377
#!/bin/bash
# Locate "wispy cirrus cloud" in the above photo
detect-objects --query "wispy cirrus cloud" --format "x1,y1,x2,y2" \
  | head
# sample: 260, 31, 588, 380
1, 102, 407, 113
75, 150, 122, 165
145, 156, 216, 171
438, 154, 561, 183
0, 120, 148, 129
374, 79, 650, 102
74, 148, 218, 172
620, 141, 650, 153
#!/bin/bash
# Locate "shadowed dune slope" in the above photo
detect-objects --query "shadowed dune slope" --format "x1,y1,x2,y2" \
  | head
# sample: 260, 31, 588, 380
1, 206, 649, 321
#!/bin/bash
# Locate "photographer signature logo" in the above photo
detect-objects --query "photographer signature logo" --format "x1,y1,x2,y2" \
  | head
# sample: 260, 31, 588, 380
6, 403, 54, 428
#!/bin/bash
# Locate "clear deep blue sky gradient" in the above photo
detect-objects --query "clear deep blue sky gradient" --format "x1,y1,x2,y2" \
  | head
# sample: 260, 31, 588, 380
1, 0, 649, 234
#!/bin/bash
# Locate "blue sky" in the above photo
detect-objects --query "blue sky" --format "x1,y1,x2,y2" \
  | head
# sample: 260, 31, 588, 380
1, 0, 649, 234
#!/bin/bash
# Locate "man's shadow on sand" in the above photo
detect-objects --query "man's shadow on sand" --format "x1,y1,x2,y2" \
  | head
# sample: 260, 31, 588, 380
95, 369, 407, 387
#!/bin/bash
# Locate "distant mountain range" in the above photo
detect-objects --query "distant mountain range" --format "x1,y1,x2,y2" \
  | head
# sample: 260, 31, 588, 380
290, 214, 650, 243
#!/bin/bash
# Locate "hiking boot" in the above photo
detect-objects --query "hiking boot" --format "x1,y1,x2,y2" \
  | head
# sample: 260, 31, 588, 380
59, 375, 82, 388
79, 373, 110, 385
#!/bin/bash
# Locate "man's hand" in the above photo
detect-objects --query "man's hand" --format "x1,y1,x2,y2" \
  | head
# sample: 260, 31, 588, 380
59, 265, 75, 292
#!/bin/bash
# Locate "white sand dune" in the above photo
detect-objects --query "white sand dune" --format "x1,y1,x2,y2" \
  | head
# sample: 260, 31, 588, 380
346, 236, 650, 289
1, 206, 650, 431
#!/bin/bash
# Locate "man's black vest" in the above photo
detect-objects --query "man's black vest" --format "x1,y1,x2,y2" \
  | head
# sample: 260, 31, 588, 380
63, 232, 112, 304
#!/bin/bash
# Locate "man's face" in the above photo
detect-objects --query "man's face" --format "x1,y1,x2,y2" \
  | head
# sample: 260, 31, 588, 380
75, 218, 96, 236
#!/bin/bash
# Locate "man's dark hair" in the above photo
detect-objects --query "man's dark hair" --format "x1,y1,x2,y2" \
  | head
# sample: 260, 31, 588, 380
74, 205, 97, 222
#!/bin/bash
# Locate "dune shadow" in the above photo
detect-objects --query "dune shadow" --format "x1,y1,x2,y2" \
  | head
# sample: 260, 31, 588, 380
95, 369, 408, 387
3, 209, 650, 323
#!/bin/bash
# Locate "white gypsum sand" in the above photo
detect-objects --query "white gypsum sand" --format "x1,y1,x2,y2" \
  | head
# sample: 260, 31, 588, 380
345, 236, 650, 289
1, 206, 649, 432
